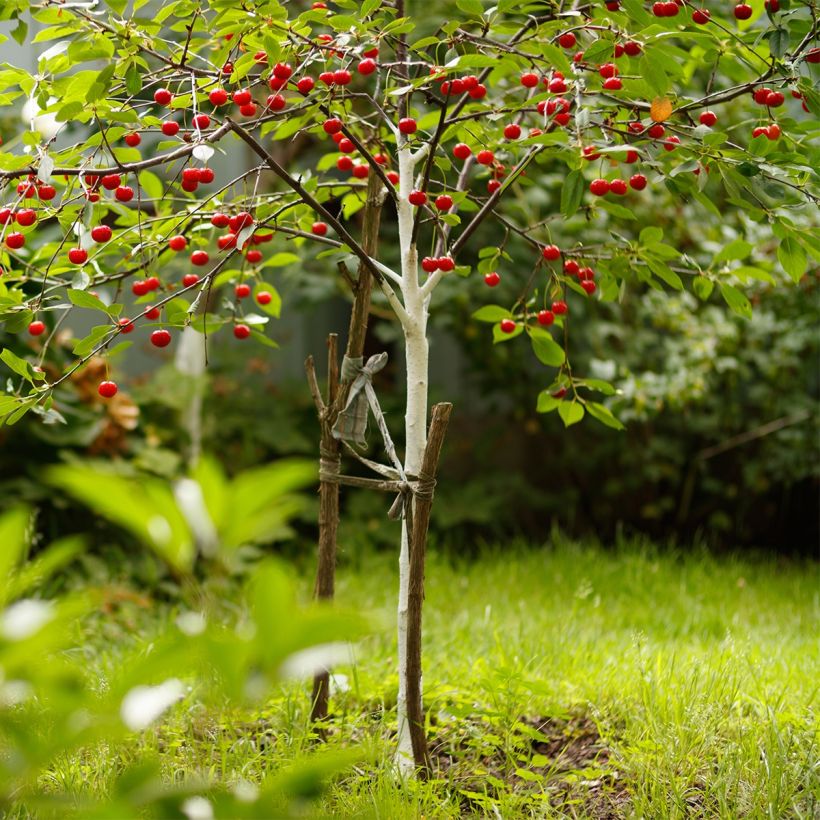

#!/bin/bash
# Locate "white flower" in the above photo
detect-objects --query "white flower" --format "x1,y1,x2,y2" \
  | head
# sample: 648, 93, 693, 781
1, 599, 53, 641
181, 796, 214, 820
120, 678, 185, 731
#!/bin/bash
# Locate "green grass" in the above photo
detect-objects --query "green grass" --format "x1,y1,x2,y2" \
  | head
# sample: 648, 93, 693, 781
50, 538, 820, 817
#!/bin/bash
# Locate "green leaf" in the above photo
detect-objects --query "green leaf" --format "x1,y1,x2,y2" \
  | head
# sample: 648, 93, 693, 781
530, 334, 565, 367
640, 53, 669, 96
719, 283, 752, 319
777, 235, 807, 282
265, 252, 301, 268
72, 325, 113, 356
1, 348, 37, 382
472, 305, 510, 323
536, 391, 561, 413
254, 284, 282, 318
558, 401, 584, 427
456, 0, 485, 16
560, 170, 585, 219
68, 289, 119, 315
586, 402, 624, 431
645, 257, 684, 291
768, 28, 789, 59
714, 238, 754, 265
692, 276, 714, 301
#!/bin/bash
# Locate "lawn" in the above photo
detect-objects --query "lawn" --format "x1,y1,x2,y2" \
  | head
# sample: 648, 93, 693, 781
55, 538, 819, 818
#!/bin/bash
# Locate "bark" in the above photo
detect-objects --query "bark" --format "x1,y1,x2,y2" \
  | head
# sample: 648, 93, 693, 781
308, 173, 384, 727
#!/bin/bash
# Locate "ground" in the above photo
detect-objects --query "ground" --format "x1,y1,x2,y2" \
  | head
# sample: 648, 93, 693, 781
50, 538, 819, 818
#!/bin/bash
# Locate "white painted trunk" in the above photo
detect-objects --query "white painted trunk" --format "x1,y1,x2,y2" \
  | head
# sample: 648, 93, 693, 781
394, 140, 430, 772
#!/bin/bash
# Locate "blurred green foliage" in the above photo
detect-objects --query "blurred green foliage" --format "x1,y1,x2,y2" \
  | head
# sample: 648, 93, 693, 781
0, 460, 371, 818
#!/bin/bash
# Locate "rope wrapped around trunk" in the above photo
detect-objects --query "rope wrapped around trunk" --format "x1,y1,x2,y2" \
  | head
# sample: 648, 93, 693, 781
319, 353, 436, 520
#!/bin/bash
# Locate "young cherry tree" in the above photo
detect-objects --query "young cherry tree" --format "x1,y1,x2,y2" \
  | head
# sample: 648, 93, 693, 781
0, 0, 818, 775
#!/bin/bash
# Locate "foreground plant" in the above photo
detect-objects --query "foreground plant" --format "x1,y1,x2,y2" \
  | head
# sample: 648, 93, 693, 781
0, 0, 817, 774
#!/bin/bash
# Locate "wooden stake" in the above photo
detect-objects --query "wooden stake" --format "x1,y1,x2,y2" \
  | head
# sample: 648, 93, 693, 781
405, 402, 453, 777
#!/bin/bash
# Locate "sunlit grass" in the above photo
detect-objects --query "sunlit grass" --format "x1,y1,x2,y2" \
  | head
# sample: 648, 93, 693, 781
49, 537, 820, 818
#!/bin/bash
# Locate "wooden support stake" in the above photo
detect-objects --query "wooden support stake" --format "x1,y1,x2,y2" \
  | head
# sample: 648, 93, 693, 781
405, 402, 453, 777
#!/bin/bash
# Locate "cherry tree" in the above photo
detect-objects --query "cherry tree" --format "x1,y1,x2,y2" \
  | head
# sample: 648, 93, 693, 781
0, 0, 817, 776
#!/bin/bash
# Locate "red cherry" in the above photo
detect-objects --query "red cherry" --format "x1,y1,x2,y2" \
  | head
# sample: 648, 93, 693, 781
151, 329, 172, 348
98, 380, 118, 398
664, 1, 679, 15
624, 41, 642, 56
193, 113, 211, 129
190, 250, 209, 266
312, 222, 328, 236
168, 235, 187, 251
0, 208, 14, 225
297, 76, 315, 94
145, 276, 160, 291
629, 173, 647, 190
487, 180, 502, 194
542, 245, 561, 261
564, 260, 580, 276
624, 150, 639, 163
338, 137, 355, 153
91, 225, 112, 243
115, 186, 134, 202
15, 209, 36, 227
552, 300, 568, 315
398, 118, 418, 135
692, 8, 711, 22
484, 271, 501, 287
520, 72, 539, 88
422, 257, 438, 273
239, 103, 257, 117
132, 280, 149, 296
235, 283, 251, 299
323, 118, 343, 135
182, 168, 200, 185
537, 310, 555, 326
765, 90, 784, 107
386, 171, 399, 184
435, 194, 454, 211
337, 156, 354, 171
603, 77, 623, 90
68, 247, 88, 265
752, 126, 768, 138
209, 88, 228, 105
581, 280, 597, 295
614, 43, 625, 58
246, 249, 262, 263
548, 77, 567, 93
233, 89, 252, 106
182, 273, 199, 287
124, 132, 141, 147
198, 168, 214, 184
362, 47, 379, 58
408, 190, 427, 206
273, 62, 292, 80
476, 149, 495, 166
28, 320, 45, 336
437, 257, 455, 272
663, 135, 681, 152
558, 32, 577, 49
648, 124, 666, 139
609, 179, 627, 195
600, 63, 618, 79
504, 123, 522, 140
145, 305, 161, 320
256, 291, 272, 305
806, 48, 820, 64
499, 319, 517, 334
352, 164, 368, 179
699, 111, 717, 127
101, 174, 121, 190
154, 88, 172, 105
468, 84, 487, 99
766, 123, 781, 140
319, 71, 335, 86
38, 185, 56, 200
267, 93, 286, 111
453, 143, 472, 160
358, 58, 377, 75
229, 212, 254, 233
233, 324, 251, 340
6, 232, 25, 249
734, 3, 752, 19
589, 178, 610, 196
161, 121, 180, 136
211, 212, 229, 228
333, 69, 352, 85
753, 87, 771, 105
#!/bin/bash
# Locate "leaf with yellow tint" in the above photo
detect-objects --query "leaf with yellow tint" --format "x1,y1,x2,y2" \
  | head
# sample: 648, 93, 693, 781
650, 97, 673, 123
